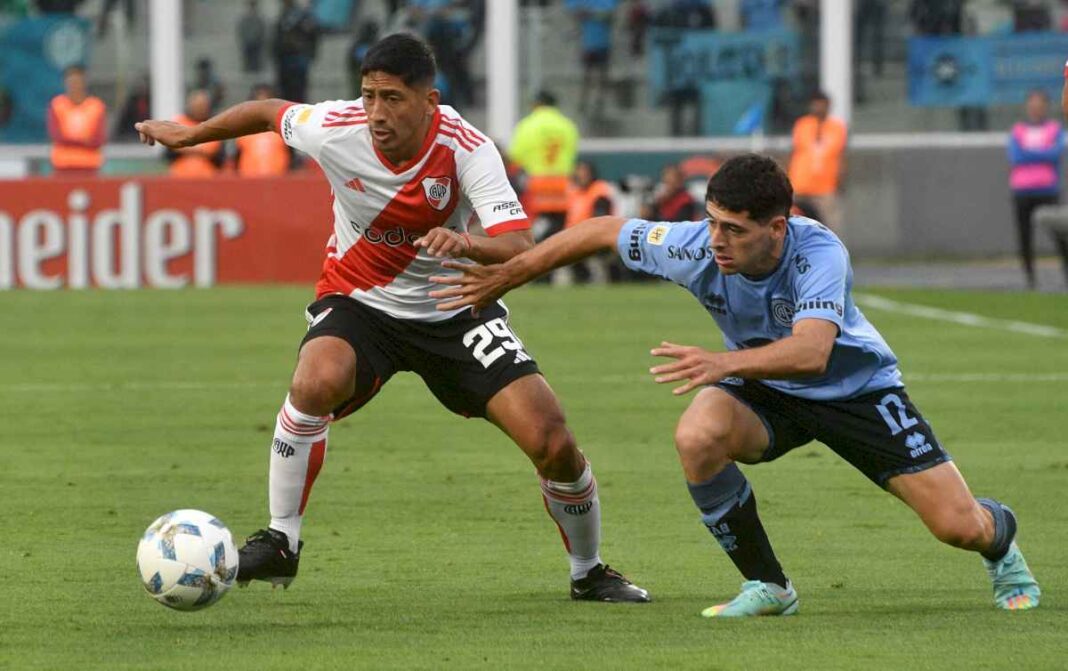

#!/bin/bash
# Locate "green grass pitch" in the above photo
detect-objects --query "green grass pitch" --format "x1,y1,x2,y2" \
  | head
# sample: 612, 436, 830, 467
1, 284, 1065, 670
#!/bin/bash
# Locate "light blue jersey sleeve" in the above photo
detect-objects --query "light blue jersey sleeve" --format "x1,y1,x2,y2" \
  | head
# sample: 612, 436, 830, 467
792, 235, 848, 332
616, 219, 710, 285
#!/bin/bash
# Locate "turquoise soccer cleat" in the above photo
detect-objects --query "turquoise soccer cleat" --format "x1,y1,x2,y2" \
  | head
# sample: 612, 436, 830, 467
701, 580, 799, 618
983, 542, 1040, 611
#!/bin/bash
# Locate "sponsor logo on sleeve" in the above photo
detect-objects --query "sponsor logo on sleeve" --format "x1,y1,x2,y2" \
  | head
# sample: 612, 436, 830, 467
281, 109, 295, 141
793, 254, 810, 274
646, 224, 669, 245
491, 200, 524, 217
667, 245, 714, 261
795, 298, 844, 317
296, 107, 313, 124
628, 224, 648, 261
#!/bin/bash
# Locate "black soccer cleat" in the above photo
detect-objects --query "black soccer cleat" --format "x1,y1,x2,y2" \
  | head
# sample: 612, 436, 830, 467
236, 528, 303, 589
570, 564, 651, 603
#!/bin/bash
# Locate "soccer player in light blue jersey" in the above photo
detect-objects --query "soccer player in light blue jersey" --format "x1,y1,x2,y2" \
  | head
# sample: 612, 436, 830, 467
430, 154, 1041, 616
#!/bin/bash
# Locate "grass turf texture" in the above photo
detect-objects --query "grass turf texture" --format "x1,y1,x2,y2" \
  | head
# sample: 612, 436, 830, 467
1, 285, 1065, 670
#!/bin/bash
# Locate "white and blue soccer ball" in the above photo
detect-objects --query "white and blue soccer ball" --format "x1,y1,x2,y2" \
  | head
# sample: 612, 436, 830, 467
136, 509, 239, 611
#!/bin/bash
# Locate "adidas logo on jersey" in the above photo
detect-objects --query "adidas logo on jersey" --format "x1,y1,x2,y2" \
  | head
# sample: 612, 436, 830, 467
344, 177, 365, 192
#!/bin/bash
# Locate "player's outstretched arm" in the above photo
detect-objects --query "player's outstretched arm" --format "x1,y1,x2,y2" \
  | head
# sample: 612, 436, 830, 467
135, 99, 289, 149
429, 215, 627, 311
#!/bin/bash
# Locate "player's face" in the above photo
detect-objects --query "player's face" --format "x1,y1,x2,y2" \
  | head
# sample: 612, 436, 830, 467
705, 202, 787, 276
362, 71, 439, 161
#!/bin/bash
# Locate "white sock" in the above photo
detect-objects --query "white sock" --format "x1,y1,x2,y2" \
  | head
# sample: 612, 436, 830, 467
540, 462, 603, 579
268, 395, 330, 553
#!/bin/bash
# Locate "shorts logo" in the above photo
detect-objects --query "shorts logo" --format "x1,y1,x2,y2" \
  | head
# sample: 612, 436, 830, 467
905, 432, 934, 459
422, 176, 453, 211
308, 307, 333, 329
719, 376, 743, 386
771, 298, 795, 327
646, 224, 669, 245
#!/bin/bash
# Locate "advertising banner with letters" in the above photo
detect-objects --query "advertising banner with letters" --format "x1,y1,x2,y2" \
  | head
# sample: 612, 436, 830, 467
0, 176, 333, 289
908, 32, 1068, 107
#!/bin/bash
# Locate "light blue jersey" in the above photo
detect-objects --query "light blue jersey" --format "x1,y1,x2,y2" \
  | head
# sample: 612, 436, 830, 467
617, 217, 902, 401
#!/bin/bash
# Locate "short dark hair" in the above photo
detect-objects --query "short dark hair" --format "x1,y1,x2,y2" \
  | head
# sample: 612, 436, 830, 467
360, 33, 436, 88
705, 154, 793, 222
535, 90, 557, 107
810, 90, 830, 104
63, 65, 86, 78
1026, 89, 1049, 103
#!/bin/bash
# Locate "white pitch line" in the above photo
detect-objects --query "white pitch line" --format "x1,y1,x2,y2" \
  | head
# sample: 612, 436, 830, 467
2, 372, 1068, 394
854, 293, 1068, 339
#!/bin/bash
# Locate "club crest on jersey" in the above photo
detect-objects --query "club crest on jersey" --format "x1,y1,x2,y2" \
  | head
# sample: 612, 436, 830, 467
422, 176, 453, 211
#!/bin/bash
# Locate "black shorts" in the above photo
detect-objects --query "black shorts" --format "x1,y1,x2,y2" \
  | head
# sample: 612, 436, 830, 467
301, 295, 540, 419
714, 379, 952, 487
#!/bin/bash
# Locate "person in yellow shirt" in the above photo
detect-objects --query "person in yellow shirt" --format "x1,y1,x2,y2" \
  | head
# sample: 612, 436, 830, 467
47, 66, 107, 176
509, 91, 580, 242
788, 91, 847, 233
233, 83, 291, 177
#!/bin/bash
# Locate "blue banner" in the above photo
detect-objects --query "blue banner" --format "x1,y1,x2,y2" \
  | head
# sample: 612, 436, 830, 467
648, 28, 798, 135
908, 32, 1068, 107
0, 16, 91, 143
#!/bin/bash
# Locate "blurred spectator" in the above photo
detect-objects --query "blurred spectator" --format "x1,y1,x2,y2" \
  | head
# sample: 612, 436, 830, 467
34, 0, 84, 13
112, 73, 150, 141
565, 0, 616, 117
740, 0, 783, 31
237, 0, 268, 73
1008, 90, 1063, 289
421, 1, 478, 108
1012, 0, 1052, 31
788, 91, 848, 233
909, 0, 964, 35
854, 0, 887, 105
274, 0, 320, 103
0, 0, 30, 18
193, 58, 226, 112
233, 83, 291, 177
509, 90, 579, 244
346, 21, 380, 99
47, 65, 106, 175
97, 0, 135, 37
625, 0, 650, 57
558, 160, 617, 285
654, 0, 716, 28
642, 164, 698, 222
168, 89, 224, 178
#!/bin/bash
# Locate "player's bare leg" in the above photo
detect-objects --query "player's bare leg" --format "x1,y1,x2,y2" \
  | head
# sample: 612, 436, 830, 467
486, 374, 650, 602
677, 387, 798, 617
238, 336, 355, 588
888, 462, 1040, 610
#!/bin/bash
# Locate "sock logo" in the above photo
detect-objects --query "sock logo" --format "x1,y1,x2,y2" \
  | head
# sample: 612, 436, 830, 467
706, 521, 738, 553
272, 438, 296, 459
563, 501, 594, 516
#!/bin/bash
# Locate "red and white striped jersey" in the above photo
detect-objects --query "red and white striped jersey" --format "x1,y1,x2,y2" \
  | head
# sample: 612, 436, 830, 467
276, 100, 529, 321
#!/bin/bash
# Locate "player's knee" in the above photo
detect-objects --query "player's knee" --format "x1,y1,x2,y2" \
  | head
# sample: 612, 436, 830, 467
674, 420, 732, 475
928, 510, 988, 550
530, 421, 580, 481
289, 368, 352, 416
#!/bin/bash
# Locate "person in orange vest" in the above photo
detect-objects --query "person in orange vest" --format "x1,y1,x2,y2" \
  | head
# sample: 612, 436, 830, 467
787, 90, 848, 233
168, 89, 225, 178
556, 160, 616, 285
47, 65, 107, 176
233, 83, 291, 177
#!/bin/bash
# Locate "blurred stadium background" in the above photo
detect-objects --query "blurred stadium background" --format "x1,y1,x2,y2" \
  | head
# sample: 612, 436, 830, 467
2, 0, 1068, 288
4, 3, 1068, 669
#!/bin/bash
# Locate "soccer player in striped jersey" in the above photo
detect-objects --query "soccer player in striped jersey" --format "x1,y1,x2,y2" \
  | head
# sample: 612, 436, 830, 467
135, 34, 648, 603
431, 154, 1041, 616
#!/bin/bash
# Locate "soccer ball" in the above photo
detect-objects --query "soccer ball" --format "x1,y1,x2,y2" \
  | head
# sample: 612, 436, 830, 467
136, 509, 239, 611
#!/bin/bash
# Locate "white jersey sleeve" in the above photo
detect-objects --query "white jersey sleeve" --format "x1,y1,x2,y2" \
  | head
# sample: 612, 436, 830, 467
276, 99, 361, 161
457, 142, 529, 237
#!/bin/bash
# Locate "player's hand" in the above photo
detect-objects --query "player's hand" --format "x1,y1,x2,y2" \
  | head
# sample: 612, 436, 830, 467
429, 260, 512, 314
649, 341, 730, 396
134, 120, 196, 149
414, 228, 472, 259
